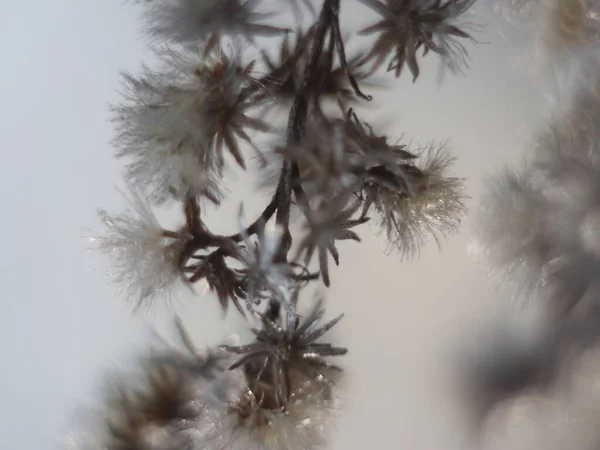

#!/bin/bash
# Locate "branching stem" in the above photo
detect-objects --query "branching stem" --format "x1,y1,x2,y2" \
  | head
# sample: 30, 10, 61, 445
217, 0, 370, 255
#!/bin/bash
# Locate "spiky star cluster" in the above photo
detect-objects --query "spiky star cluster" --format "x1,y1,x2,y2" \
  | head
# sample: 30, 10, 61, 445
357, 0, 476, 80
84, 0, 475, 448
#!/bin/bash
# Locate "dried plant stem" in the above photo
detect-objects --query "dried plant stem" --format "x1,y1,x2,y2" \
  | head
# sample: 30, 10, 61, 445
242, 0, 340, 406
236, 0, 340, 263
222, 0, 370, 263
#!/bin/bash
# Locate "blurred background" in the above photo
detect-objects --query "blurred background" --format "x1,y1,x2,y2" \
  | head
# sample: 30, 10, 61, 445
0, 1, 565, 449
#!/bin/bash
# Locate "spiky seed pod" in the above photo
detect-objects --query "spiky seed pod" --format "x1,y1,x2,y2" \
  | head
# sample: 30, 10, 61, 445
341, 109, 422, 194
259, 31, 370, 107
93, 187, 193, 308
296, 195, 369, 286
185, 249, 248, 315
190, 50, 270, 172
112, 46, 269, 205
190, 368, 342, 450
222, 296, 347, 410
276, 113, 424, 205
196, 304, 344, 450
361, 143, 467, 257
139, 0, 284, 52
358, 0, 476, 81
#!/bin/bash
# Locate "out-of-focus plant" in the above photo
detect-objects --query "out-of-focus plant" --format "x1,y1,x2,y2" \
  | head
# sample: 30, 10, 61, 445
466, 0, 600, 442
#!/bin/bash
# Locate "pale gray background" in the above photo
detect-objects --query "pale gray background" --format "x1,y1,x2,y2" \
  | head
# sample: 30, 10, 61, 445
0, 1, 556, 449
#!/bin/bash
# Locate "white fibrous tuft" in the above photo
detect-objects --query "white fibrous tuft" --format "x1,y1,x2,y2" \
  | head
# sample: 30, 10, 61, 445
140, 0, 282, 48
112, 47, 261, 205
188, 374, 341, 450
531, 0, 600, 94
538, 0, 592, 51
540, 48, 600, 110
492, 0, 541, 22
475, 93, 600, 315
493, 0, 600, 84
364, 144, 468, 257
493, 0, 594, 34
236, 215, 294, 308
473, 166, 553, 300
93, 187, 192, 307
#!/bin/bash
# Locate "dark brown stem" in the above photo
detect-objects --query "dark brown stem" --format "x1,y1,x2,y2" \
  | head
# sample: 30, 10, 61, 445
225, 0, 349, 249
330, 3, 372, 101
184, 196, 203, 236
272, 0, 337, 259
274, 161, 293, 260
291, 162, 310, 211
233, 0, 340, 409
291, 271, 320, 282
226, 190, 279, 242
287, 0, 334, 143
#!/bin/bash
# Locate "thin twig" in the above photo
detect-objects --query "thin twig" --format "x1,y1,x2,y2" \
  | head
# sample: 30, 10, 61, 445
330, 1, 372, 101
227, 190, 280, 242
271, 0, 337, 260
